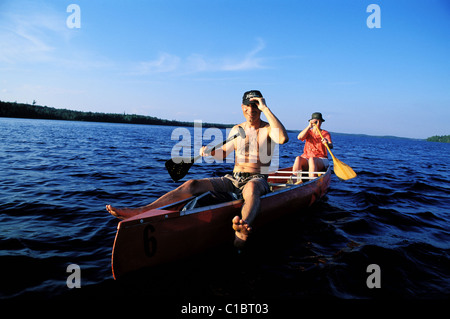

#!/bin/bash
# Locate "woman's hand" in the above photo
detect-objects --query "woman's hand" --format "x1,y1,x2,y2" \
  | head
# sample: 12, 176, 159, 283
199, 146, 209, 157
309, 120, 320, 130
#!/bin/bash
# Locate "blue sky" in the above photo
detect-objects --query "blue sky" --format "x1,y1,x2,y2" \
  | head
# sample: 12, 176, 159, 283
1, 0, 449, 138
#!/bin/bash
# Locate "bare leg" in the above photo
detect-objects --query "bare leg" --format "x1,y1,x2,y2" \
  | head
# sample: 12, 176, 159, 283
292, 156, 302, 173
308, 157, 325, 179
292, 156, 308, 183
106, 179, 215, 219
232, 179, 266, 246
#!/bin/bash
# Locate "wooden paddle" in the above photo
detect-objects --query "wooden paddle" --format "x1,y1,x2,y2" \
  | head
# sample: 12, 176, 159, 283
165, 126, 246, 182
313, 123, 357, 180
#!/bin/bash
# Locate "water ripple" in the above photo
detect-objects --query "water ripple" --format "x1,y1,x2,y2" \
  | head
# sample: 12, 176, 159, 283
0, 119, 449, 300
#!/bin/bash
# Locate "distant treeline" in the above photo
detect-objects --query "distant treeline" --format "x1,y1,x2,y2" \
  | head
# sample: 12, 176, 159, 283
426, 135, 450, 143
0, 100, 231, 128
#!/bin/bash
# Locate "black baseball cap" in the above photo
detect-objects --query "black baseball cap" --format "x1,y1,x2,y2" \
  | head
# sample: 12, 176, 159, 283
242, 90, 263, 105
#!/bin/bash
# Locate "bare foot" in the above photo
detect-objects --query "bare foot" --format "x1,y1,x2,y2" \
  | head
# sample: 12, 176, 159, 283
232, 216, 252, 247
106, 205, 145, 220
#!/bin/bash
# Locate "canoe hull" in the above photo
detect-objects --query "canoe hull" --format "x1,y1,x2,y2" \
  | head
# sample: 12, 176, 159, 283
111, 167, 331, 279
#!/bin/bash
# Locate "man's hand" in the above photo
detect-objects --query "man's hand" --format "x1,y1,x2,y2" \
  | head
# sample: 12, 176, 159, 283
249, 97, 268, 112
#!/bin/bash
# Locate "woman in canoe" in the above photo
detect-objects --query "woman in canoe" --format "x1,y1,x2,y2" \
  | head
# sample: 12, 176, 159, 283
292, 112, 333, 180
106, 90, 289, 247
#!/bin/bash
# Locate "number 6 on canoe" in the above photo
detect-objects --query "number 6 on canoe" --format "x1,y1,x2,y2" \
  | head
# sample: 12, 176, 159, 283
165, 126, 246, 182
313, 123, 357, 181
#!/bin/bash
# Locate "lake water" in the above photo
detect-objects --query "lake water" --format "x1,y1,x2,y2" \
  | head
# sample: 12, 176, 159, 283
0, 117, 449, 303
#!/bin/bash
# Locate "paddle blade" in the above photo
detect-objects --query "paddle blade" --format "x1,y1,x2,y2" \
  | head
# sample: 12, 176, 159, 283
332, 157, 357, 181
165, 158, 194, 182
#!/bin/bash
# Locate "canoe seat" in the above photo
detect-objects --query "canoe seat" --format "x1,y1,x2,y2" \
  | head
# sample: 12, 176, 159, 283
181, 191, 240, 212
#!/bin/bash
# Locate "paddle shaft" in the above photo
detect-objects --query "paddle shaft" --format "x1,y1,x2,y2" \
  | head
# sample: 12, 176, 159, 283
312, 123, 357, 180
190, 127, 244, 163
313, 123, 335, 159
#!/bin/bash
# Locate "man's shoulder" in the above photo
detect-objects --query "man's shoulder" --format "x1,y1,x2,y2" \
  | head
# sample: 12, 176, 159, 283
233, 121, 270, 131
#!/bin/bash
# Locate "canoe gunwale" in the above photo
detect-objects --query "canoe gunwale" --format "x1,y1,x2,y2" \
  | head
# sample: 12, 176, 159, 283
176, 166, 330, 217
111, 166, 331, 279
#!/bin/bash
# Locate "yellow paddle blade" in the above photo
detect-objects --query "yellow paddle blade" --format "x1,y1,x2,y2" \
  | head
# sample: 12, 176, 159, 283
312, 123, 357, 181
331, 156, 357, 180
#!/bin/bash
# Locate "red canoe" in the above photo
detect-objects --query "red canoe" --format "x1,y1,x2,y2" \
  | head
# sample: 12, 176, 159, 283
111, 166, 331, 279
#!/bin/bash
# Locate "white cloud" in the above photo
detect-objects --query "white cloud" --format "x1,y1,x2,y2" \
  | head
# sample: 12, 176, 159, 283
0, 3, 69, 64
220, 38, 266, 71
133, 38, 268, 75
135, 53, 181, 74
0, 2, 111, 70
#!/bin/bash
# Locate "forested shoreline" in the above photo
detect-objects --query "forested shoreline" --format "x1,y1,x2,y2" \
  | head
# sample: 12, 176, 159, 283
426, 135, 450, 143
1, 100, 448, 142
0, 100, 231, 128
